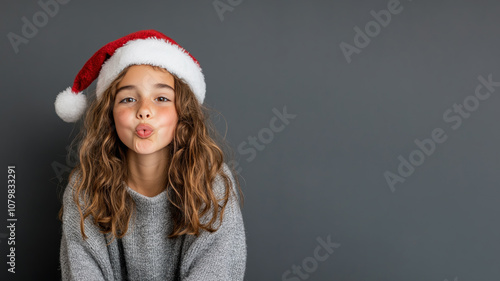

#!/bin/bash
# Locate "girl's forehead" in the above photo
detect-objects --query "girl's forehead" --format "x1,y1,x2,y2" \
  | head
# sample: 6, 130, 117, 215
121, 65, 175, 84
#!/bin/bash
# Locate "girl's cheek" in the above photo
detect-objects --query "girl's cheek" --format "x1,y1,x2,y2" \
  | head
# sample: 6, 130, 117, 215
113, 109, 130, 134
157, 108, 177, 126
169, 107, 179, 122
114, 108, 130, 123
168, 111, 178, 124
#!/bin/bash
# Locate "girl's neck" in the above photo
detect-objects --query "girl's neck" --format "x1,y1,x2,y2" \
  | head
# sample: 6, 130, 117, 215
125, 147, 169, 197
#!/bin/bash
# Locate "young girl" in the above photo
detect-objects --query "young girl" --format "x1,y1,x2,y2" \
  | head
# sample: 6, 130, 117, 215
55, 30, 246, 280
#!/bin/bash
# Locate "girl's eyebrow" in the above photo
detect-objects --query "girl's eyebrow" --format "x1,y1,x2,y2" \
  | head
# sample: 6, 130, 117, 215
116, 83, 174, 95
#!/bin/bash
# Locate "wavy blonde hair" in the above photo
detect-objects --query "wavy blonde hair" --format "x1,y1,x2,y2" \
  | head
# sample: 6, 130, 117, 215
58, 65, 243, 244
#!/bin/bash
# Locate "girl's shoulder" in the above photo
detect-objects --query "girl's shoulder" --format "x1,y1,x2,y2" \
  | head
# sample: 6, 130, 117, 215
61, 170, 104, 234
63, 170, 82, 200
62, 169, 89, 215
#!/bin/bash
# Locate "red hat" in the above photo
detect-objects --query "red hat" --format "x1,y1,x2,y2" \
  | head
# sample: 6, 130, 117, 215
54, 30, 206, 122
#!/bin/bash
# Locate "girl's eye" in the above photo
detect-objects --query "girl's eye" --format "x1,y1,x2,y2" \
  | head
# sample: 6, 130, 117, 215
156, 97, 170, 102
119, 97, 136, 103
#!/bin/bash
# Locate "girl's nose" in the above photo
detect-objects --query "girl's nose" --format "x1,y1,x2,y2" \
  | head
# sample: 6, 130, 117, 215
137, 101, 152, 119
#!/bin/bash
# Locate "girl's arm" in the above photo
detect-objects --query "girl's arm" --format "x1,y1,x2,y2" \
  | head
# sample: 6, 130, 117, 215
59, 173, 114, 281
179, 164, 247, 281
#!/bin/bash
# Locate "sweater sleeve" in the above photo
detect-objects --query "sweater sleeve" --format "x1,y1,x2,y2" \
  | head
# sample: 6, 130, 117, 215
179, 164, 247, 281
59, 173, 115, 281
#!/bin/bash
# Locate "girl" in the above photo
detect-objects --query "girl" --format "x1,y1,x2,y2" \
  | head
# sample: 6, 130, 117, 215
55, 30, 246, 280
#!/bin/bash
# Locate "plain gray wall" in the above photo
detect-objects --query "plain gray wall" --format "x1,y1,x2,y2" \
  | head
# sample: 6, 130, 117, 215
1, 0, 500, 280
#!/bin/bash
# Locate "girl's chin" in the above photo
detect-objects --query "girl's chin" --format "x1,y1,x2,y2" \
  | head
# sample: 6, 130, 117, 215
129, 146, 171, 156
126, 143, 157, 155
132, 147, 157, 154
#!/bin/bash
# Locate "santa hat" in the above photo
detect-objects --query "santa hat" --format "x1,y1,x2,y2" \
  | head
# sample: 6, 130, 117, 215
54, 30, 206, 122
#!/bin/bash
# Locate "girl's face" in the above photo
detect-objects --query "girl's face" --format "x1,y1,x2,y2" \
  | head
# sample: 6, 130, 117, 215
113, 65, 178, 155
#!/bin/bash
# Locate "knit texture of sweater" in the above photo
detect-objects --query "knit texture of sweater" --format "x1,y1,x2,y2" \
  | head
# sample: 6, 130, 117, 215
59, 164, 246, 280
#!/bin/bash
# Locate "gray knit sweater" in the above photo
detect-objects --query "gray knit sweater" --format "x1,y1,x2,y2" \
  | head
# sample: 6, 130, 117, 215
59, 164, 246, 280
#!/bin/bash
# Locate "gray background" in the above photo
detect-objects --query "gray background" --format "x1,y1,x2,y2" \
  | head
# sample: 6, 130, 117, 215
1, 0, 499, 280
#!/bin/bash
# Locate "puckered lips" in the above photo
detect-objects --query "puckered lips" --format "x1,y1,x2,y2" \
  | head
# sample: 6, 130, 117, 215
135, 123, 154, 138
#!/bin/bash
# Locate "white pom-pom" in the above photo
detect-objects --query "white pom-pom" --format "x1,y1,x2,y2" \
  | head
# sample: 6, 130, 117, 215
54, 87, 87, 123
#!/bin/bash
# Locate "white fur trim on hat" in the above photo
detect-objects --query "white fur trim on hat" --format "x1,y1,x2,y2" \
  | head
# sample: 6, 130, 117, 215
95, 38, 206, 103
54, 87, 88, 122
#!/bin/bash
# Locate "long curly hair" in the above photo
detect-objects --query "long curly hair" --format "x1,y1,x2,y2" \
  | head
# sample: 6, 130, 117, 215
58, 65, 243, 244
